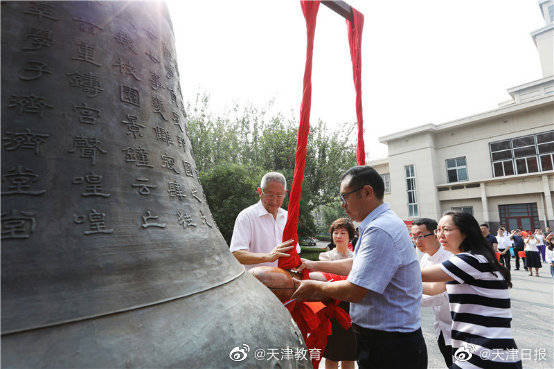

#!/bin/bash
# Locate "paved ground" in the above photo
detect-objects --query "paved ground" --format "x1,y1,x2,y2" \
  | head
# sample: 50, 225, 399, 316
315, 247, 554, 369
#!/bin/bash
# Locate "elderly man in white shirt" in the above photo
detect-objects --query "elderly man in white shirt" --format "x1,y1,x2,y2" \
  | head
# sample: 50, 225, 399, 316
230, 172, 294, 270
412, 218, 453, 368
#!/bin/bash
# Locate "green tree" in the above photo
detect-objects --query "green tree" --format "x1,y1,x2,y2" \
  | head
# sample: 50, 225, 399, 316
200, 163, 263, 243
316, 202, 349, 235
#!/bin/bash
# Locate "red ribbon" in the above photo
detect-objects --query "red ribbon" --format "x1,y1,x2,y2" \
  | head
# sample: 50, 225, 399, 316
322, 272, 348, 281
279, 0, 320, 270
316, 300, 352, 334
285, 298, 351, 369
285, 300, 320, 343
347, 7, 366, 165
284, 299, 320, 368
307, 300, 351, 368
280, 3, 366, 269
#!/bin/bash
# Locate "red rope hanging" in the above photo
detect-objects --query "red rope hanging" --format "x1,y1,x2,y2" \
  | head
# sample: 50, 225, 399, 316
279, 4, 322, 365
278, 0, 320, 270
279, 2, 366, 269
347, 8, 365, 165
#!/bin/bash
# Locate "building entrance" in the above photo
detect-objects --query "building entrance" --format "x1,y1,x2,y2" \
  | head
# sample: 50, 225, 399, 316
499, 203, 539, 231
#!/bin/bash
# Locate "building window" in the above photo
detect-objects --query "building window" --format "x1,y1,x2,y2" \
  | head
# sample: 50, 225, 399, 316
381, 173, 391, 193
499, 203, 539, 231
538, 131, 554, 171
451, 206, 473, 215
446, 156, 468, 182
405, 165, 418, 217
549, 5, 554, 23
490, 130, 554, 177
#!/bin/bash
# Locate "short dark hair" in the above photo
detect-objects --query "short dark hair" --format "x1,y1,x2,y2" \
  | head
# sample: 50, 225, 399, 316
412, 218, 438, 232
480, 223, 489, 229
341, 166, 384, 200
329, 218, 355, 241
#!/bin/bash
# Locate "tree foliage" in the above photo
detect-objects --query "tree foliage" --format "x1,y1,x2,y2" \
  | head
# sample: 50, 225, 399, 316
200, 163, 262, 243
316, 202, 349, 235
187, 94, 357, 243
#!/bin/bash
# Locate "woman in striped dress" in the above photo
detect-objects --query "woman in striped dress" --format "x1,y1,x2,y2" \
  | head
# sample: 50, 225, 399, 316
421, 212, 522, 369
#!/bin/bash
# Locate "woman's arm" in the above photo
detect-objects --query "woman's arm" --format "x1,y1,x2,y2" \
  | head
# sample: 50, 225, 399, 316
294, 257, 353, 275
422, 282, 447, 296
422, 264, 455, 282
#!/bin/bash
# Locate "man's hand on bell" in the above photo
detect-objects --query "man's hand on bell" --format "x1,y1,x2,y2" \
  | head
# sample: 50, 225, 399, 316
265, 239, 295, 262
290, 279, 326, 301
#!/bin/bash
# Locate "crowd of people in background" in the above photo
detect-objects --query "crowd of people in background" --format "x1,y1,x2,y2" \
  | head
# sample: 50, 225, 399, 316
476, 224, 553, 278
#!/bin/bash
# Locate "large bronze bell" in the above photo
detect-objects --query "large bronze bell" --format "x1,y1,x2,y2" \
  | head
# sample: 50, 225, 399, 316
1, 2, 308, 367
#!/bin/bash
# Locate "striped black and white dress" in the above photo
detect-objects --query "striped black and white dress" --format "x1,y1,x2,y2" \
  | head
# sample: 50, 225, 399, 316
440, 252, 522, 369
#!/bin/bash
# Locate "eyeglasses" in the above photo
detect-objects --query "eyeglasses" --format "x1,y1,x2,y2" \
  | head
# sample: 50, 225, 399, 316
434, 227, 459, 235
411, 233, 434, 241
261, 190, 286, 200
339, 187, 363, 204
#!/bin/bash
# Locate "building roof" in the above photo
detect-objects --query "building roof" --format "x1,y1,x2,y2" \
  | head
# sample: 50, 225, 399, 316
507, 75, 554, 97
539, 0, 553, 19
378, 94, 554, 143
531, 23, 554, 42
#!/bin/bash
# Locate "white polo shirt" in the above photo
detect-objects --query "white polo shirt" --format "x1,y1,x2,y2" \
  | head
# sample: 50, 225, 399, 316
229, 201, 288, 270
420, 247, 453, 345
496, 235, 512, 251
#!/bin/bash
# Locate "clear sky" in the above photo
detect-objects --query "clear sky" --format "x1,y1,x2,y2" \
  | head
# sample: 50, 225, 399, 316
167, 0, 545, 160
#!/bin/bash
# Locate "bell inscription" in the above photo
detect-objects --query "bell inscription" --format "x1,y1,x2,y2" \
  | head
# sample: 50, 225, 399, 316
2, 2, 307, 368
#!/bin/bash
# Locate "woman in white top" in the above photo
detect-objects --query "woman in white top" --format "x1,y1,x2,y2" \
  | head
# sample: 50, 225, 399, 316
535, 229, 546, 262
319, 225, 354, 262
524, 232, 542, 276
496, 227, 512, 270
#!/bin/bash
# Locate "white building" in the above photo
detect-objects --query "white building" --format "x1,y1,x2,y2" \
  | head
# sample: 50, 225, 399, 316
372, 0, 554, 231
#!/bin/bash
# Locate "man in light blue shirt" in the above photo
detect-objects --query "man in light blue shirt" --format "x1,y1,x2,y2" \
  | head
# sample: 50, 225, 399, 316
292, 165, 427, 369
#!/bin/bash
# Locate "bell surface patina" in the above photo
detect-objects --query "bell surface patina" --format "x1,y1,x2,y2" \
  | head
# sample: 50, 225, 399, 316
1, 2, 308, 367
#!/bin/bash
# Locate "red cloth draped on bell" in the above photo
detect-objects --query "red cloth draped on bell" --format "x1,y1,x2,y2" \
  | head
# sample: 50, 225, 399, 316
307, 299, 351, 369
322, 272, 348, 281
285, 299, 351, 369
278, 0, 319, 271
347, 7, 365, 165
